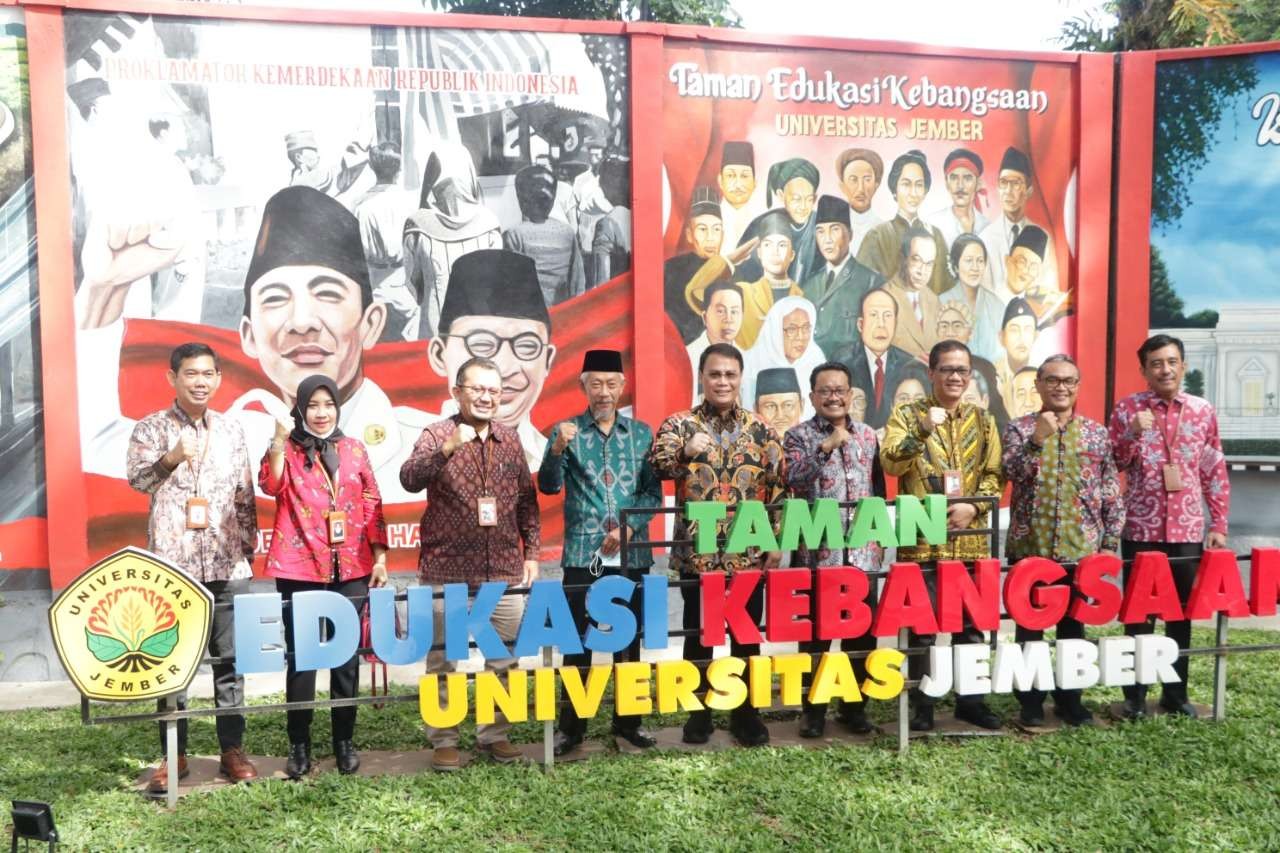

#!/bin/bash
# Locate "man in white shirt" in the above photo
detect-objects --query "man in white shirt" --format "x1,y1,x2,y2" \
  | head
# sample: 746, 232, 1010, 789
929, 147, 989, 248
717, 141, 766, 250
978, 146, 1059, 297
834, 147, 884, 255
426, 249, 558, 470
76, 186, 426, 505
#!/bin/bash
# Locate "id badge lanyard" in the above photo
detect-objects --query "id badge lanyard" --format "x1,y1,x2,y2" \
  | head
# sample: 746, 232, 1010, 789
316, 460, 347, 551
177, 414, 212, 531
1157, 400, 1185, 493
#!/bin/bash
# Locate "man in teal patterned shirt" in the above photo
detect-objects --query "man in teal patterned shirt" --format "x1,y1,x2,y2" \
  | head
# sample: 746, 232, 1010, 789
538, 349, 662, 755
1001, 354, 1124, 727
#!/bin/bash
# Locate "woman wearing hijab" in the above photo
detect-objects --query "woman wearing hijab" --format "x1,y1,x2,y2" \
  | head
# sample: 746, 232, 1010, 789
403, 143, 502, 339
261, 374, 388, 780
741, 295, 827, 422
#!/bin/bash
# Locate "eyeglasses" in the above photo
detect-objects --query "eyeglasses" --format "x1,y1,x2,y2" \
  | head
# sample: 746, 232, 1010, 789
446, 330, 546, 361
813, 387, 849, 398
934, 367, 971, 378
782, 323, 812, 338
1039, 376, 1080, 389
458, 384, 502, 398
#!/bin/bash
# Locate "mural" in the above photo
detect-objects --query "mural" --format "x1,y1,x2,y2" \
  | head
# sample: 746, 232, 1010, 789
64, 12, 632, 570
0, 10, 47, 584
660, 42, 1079, 437
1149, 51, 1280, 448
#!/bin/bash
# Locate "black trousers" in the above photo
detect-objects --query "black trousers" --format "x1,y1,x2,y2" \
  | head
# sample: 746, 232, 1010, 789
800, 567, 879, 710
157, 579, 249, 755
681, 572, 765, 710
1013, 564, 1086, 710
278, 574, 370, 746
558, 565, 645, 737
908, 561, 987, 709
1121, 539, 1203, 705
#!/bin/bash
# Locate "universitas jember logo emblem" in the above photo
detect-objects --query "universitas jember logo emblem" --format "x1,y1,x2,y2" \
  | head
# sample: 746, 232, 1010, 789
49, 547, 213, 702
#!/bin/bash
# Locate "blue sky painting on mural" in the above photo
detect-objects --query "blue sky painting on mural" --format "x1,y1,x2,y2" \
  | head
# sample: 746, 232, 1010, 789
1153, 52, 1280, 316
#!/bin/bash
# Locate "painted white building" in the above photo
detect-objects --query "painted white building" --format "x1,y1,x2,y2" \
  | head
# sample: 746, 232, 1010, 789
1154, 304, 1280, 439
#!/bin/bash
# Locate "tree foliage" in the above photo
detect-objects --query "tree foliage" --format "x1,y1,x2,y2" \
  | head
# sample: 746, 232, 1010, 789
424, 0, 742, 26
1149, 246, 1220, 327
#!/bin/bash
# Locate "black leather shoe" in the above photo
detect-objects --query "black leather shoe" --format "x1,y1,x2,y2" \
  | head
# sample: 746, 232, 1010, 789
1054, 700, 1095, 727
1121, 697, 1147, 721
1019, 704, 1045, 727
837, 704, 874, 735
909, 705, 934, 732
682, 710, 713, 744
729, 708, 770, 747
1159, 698, 1199, 719
553, 730, 584, 757
798, 704, 827, 738
955, 702, 1002, 730
612, 725, 656, 749
334, 740, 359, 775
286, 742, 312, 780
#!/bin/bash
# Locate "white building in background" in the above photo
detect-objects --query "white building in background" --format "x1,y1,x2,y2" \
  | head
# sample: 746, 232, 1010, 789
1154, 304, 1280, 440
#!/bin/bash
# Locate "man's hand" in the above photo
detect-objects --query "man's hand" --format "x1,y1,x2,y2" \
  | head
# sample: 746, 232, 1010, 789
1130, 410, 1155, 436
763, 550, 782, 568
727, 237, 760, 267
444, 423, 477, 456
919, 407, 946, 436
521, 559, 540, 587
600, 527, 622, 557
946, 501, 978, 530
552, 422, 579, 455
1032, 411, 1059, 445
369, 561, 389, 588
684, 432, 713, 460
1207, 531, 1227, 550
165, 430, 198, 469
820, 425, 851, 454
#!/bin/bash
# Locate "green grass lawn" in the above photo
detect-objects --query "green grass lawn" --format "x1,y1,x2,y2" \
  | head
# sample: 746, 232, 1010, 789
5, 627, 1280, 851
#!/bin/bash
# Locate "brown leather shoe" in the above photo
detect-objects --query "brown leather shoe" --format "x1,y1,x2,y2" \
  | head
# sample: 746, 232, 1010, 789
219, 746, 259, 782
479, 740, 524, 764
431, 746, 462, 772
147, 754, 189, 794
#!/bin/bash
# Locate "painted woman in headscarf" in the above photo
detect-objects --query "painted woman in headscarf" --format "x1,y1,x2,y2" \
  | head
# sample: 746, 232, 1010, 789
260, 374, 388, 782
741, 295, 827, 421
403, 143, 502, 339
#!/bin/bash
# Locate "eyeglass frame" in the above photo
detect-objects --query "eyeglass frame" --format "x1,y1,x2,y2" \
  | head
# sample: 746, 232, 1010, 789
444, 330, 548, 362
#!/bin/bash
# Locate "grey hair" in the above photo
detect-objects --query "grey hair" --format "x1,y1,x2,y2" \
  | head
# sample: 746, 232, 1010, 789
1035, 353, 1078, 380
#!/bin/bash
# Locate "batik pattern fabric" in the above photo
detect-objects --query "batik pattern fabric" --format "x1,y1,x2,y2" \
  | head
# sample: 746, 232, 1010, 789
783, 415, 883, 570
1002, 414, 1124, 560
880, 397, 1003, 561
400, 416, 540, 588
259, 436, 388, 583
537, 411, 662, 569
648, 402, 785, 574
126, 404, 257, 583
1108, 391, 1229, 544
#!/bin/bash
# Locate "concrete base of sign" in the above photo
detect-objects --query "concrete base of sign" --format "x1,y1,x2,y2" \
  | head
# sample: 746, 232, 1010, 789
135, 744, 555, 800
1105, 700, 1212, 722
882, 714, 1009, 738
1010, 711, 1112, 735
614, 718, 880, 754
537, 737, 610, 763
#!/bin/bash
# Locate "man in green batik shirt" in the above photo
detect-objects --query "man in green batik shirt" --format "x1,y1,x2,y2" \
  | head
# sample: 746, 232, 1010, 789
537, 349, 662, 756
1001, 354, 1124, 728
